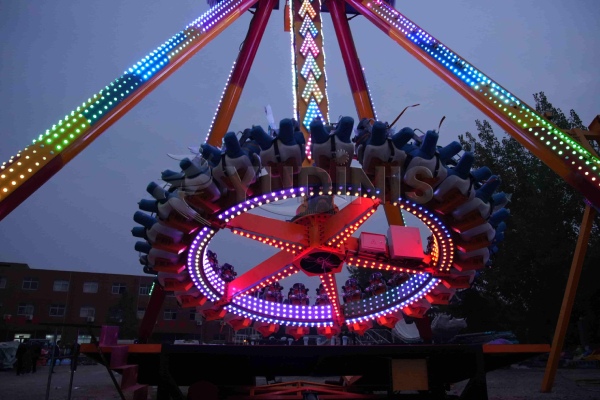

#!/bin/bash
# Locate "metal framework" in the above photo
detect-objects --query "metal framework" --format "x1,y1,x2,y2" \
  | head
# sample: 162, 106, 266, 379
1, 0, 599, 217
1, 0, 598, 394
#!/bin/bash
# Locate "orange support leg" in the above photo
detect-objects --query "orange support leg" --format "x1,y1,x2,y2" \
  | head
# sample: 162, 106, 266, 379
541, 205, 596, 392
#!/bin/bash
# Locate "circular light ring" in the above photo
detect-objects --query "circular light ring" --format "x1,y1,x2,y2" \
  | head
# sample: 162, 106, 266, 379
345, 276, 440, 325
188, 226, 221, 302
224, 302, 334, 327
215, 186, 453, 272
397, 198, 454, 272
189, 233, 335, 326
185, 183, 455, 326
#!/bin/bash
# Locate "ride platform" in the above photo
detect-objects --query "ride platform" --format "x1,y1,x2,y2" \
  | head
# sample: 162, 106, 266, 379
80, 343, 550, 399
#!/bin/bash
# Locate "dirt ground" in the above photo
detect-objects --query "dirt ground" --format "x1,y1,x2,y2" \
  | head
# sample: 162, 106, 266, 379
0, 362, 598, 399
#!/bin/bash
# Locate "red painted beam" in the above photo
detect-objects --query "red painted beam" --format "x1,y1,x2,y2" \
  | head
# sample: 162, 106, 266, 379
138, 282, 167, 343
322, 198, 379, 245
227, 213, 309, 247
327, 0, 375, 120
206, 0, 277, 146
226, 250, 297, 299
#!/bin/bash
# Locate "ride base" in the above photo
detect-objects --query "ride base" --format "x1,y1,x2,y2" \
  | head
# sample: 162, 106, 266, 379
80, 342, 550, 399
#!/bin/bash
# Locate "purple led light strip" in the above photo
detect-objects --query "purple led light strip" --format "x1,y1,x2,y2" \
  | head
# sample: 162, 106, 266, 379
187, 188, 454, 325
345, 277, 439, 324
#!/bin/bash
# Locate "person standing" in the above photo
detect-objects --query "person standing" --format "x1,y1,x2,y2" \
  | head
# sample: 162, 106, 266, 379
15, 339, 28, 375
30, 341, 42, 373
50, 340, 61, 373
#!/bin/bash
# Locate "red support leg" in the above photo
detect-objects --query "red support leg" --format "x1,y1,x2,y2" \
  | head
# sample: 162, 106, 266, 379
327, 0, 375, 120
206, 0, 277, 146
138, 282, 167, 343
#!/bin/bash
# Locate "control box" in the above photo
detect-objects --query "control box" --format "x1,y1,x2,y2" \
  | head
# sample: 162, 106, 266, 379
387, 226, 425, 260
359, 232, 388, 255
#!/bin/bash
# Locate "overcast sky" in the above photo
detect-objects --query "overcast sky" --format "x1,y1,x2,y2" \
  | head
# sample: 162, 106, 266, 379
1, 0, 599, 294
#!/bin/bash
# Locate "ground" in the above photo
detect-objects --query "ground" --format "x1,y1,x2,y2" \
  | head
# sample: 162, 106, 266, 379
0, 362, 598, 399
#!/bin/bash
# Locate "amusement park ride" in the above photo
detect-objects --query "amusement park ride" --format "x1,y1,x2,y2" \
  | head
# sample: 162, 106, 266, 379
1, 0, 599, 398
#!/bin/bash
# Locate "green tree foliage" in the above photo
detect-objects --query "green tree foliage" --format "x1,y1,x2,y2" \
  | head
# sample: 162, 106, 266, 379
106, 290, 139, 339
455, 92, 600, 344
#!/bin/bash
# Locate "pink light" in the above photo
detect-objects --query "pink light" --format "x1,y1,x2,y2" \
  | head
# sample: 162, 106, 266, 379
300, 34, 319, 58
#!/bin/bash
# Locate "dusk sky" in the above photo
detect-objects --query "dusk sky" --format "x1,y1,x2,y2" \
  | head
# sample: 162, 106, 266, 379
1, 0, 599, 292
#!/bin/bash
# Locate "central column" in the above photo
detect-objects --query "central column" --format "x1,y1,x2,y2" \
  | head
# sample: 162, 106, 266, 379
290, 0, 329, 161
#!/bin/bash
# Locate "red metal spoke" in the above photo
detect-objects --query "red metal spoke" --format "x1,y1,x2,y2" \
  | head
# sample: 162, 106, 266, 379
225, 250, 299, 300
227, 213, 309, 253
328, 0, 376, 121
323, 197, 379, 248
319, 274, 344, 325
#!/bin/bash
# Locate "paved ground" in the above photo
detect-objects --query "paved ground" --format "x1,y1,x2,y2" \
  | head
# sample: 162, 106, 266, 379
1, 363, 598, 399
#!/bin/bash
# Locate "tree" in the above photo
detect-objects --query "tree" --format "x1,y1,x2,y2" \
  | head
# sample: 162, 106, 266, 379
455, 92, 600, 344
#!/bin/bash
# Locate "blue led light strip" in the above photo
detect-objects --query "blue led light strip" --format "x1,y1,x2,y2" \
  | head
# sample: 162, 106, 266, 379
365, 0, 600, 191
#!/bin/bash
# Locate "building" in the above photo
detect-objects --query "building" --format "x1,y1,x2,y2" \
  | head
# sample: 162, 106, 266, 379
0, 262, 232, 344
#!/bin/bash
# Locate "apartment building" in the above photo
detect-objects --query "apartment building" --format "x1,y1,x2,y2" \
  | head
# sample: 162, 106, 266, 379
0, 262, 231, 344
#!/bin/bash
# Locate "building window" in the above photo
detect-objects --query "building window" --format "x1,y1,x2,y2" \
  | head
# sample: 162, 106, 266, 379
53, 280, 69, 292
139, 284, 151, 296
17, 304, 34, 316
0, 277, 6, 289
189, 309, 197, 321
80, 307, 95, 319
111, 283, 127, 294
77, 334, 92, 344
83, 282, 98, 293
49, 304, 66, 317
137, 308, 145, 320
45, 334, 62, 342
22, 277, 39, 290
164, 309, 177, 320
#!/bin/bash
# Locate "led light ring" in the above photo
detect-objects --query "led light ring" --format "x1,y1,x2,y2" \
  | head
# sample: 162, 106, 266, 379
136, 167, 502, 334
343, 274, 438, 318
188, 223, 335, 327
188, 227, 222, 302
137, 117, 506, 334
179, 180, 458, 328
345, 275, 440, 324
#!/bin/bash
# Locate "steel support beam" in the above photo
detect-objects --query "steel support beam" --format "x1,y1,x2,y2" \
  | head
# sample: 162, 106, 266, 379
0, 0, 259, 221
206, 0, 278, 146
541, 204, 596, 392
343, 0, 600, 209
327, 0, 375, 120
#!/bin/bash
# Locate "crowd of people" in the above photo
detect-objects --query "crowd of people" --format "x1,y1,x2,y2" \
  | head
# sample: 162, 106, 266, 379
14, 339, 61, 375
15, 339, 42, 375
